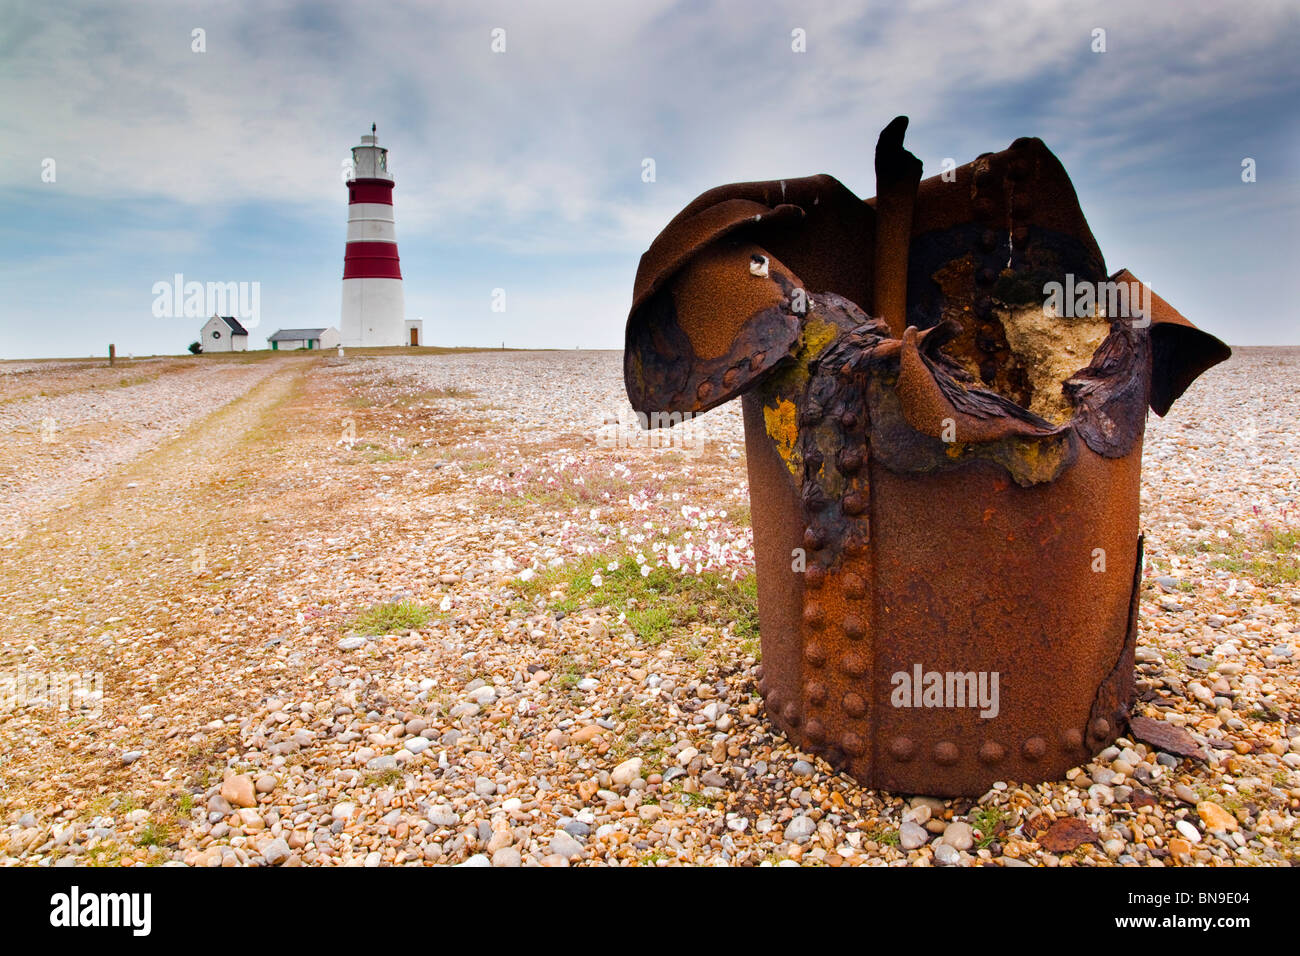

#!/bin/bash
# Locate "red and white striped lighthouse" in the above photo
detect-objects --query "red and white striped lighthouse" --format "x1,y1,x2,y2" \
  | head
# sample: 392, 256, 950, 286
340, 124, 405, 347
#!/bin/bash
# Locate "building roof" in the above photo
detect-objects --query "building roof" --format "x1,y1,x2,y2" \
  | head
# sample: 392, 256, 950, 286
213, 315, 248, 335
268, 328, 328, 341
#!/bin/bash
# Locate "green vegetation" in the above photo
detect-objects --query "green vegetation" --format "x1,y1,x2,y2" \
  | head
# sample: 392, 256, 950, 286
968, 805, 1009, 848
515, 552, 758, 647
84, 842, 124, 865
136, 820, 173, 848
863, 823, 900, 847
1185, 526, 1299, 587
553, 653, 585, 691
364, 767, 405, 788
665, 782, 713, 808
347, 600, 432, 636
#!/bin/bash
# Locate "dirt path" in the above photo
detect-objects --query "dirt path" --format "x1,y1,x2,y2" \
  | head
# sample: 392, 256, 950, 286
0, 358, 321, 832
0, 357, 287, 537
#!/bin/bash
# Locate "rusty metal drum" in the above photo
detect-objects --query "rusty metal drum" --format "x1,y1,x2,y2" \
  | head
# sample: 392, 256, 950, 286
624, 117, 1229, 796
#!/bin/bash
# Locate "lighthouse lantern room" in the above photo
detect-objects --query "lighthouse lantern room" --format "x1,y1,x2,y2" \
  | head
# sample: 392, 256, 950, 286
340, 124, 405, 347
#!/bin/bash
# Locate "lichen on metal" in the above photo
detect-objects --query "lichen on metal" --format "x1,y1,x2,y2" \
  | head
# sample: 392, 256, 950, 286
623, 116, 1230, 796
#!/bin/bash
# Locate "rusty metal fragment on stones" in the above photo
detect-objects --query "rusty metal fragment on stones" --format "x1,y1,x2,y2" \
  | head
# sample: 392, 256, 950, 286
623, 116, 1230, 796
1128, 716, 1208, 761
1036, 817, 1100, 853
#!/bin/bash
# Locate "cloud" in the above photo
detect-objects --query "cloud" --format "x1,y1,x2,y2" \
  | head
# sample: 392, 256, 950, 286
0, 0, 1296, 356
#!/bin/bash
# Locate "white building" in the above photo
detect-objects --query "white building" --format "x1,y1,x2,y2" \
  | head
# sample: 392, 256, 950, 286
267, 327, 341, 351
199, 315, 249, 352
404, 319, 424, 346
340, 125, 406, 347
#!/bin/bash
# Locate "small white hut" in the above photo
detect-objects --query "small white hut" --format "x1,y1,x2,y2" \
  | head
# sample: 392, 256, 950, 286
267, 327, 341, 351
199, 315, 249, 352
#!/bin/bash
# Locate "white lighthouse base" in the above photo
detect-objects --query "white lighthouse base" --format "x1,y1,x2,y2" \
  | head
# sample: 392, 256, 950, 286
340, 278, 406, 347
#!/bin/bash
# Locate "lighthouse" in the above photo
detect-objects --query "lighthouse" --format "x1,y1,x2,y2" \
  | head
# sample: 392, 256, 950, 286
340, 124, 405, 347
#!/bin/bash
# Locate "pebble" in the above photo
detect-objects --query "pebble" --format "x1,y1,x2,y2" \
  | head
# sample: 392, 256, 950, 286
221, 774, 257, 809
1197, 801, 1238, 831
941, 821, 973, 850
492, 847, 522, 867
784, 815, 816, 844
261, 838, 291, 866
549, 830, 585, 859
1175, 820, 1202, 844
611, 757, 642, 788
933, 843, 960, 865
899, 821, 928, 850
427, 806, 458, 827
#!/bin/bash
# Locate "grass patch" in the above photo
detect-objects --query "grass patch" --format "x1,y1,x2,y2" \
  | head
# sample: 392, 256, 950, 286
136, 820, 174, 848
863, 823, 900, 847
1185, 526, 1299, 587
968, 805, 1009, 848
515, 552, 758, 646
364, 767, 405, 788
665, 783, 713, 808
84, 842, 124, 865
347, 600, 432, 636
553, 654, 585, 691
628, 606, 674, 645
116, 794, 141, 815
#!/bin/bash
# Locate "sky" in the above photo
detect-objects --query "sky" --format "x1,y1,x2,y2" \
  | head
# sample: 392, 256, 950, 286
1, 0, 1297, 358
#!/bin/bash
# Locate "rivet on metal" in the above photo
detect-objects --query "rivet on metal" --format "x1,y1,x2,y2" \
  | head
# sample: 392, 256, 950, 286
805, 718, 826, 743
933, 741, 959, 765
889, 736, 915, 761
839, 652, 869, 677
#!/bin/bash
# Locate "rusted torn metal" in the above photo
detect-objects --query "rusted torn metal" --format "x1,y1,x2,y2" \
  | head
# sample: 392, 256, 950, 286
624, 116, 1230, 796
